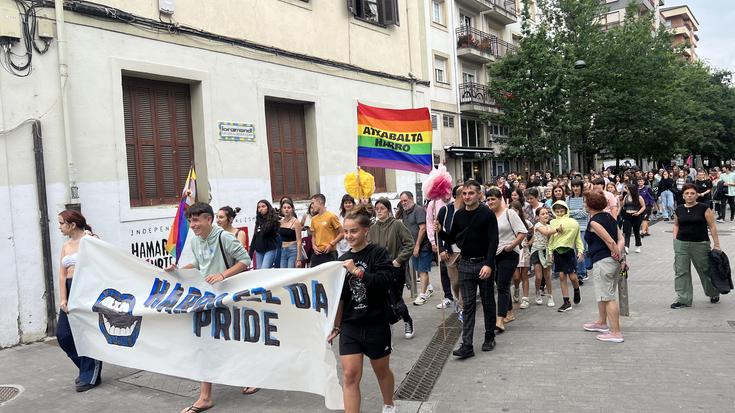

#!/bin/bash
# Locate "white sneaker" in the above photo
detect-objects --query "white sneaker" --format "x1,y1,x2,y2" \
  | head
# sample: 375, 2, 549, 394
547, 296, 556, 307
426, 284, 435, 298
625, 247, 629, 254
535, 291, 543, 305
413, 294, 428, 306
383, 405, 396, 413
520, 297, 530, 309
436, 298, 453, 309
635, 247, 641, 253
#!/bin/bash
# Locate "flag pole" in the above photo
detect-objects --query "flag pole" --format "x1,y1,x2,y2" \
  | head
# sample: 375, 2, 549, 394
431, 164, 447, 341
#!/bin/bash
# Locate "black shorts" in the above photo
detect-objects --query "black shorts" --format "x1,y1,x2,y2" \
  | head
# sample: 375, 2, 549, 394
553, 249, 577, 274
339, 323, 392, 360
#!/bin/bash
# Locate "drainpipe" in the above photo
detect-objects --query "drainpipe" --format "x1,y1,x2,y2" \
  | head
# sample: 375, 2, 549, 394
55, 0, 79, 207
33, 121, 57, 336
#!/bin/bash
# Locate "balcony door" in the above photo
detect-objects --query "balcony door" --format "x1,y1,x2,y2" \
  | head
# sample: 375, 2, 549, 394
460, 12, 473, 28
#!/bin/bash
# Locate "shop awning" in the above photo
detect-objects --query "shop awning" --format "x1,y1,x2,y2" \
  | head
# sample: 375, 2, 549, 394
444, 146, 495, 158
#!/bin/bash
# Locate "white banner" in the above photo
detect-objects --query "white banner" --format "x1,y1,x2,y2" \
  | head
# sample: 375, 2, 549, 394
68, 237, 345, 410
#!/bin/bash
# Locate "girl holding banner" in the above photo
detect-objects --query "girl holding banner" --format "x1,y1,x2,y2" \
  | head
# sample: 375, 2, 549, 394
56, 210, 103, 392
328, 204, 397, 413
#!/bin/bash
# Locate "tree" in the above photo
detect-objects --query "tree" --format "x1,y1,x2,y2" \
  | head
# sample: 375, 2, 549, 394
486, 0, 735, 171
486, 0, 606, 169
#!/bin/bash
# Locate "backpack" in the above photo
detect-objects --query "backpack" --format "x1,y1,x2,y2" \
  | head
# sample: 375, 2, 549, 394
712, 180, 726, 201
709, 249, 733, 295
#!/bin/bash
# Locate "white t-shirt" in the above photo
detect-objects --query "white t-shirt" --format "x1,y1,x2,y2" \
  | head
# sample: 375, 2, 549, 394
531, 222, 549, 253
496, 208, 528, 255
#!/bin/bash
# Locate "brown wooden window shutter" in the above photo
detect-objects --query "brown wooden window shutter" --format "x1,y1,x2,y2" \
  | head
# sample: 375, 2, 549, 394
362, 166, 387, 193
265, 101, 310, 201
123, 77, 194, 207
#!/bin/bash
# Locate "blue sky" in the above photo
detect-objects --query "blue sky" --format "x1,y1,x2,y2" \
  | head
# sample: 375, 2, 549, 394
667, 0, 735, 72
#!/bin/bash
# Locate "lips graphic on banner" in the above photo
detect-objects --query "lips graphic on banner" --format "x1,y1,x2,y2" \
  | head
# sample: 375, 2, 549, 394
92, 289, 143, 347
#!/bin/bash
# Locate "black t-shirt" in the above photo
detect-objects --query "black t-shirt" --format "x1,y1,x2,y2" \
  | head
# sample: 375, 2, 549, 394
695, 179, 712, 202
676, 203, 710, 242
339, 244, 393, 326
585, 212, 619, 264
658, 178, 674, 192
438, 204, 499, 268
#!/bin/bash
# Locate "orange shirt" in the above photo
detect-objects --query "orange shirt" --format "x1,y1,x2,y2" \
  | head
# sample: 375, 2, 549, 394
311, 211, 342, 249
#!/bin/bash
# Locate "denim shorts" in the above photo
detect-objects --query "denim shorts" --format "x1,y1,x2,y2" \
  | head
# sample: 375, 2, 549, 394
411, 248, 433, 273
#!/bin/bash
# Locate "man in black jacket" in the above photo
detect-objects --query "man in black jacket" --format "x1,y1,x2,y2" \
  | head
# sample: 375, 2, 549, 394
436, 180, 499, 359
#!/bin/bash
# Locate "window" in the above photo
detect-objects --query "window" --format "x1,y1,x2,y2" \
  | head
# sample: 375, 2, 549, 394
123, 77, 194, 207
432, 0, 445, 25
460, 12, 472, 28
443, 114, 455, 128
265, 101, 310, 200
461, 118, 482, 147
604, 11, 620, 27
431, 114, 438, 130
347, 0, 399, 26
362, 166, 387, 193
462, 71, 476, 84
489, 123, 509, 140
434, 56, 448, 84
489, 124, 509, 144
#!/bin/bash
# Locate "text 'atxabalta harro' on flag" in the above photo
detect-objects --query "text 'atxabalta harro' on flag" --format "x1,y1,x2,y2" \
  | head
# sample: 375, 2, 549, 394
357, 102, 433, 174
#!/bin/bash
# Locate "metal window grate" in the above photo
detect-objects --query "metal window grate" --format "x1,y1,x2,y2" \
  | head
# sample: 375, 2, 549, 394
394, 315, 462, 401
0, 386, 21, 404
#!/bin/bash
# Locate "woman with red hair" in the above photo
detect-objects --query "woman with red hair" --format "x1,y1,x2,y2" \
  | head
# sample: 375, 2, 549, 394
56, 209, 102, 391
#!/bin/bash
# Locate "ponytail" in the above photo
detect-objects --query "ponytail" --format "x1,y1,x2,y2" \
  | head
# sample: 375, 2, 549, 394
345, 204, 372, 228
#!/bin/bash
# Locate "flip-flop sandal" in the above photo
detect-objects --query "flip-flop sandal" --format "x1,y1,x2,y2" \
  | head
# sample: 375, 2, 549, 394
242, 387, 260, 395
495, 325, 505, 334
504, 315, 516, 323
184, 405, 213, 413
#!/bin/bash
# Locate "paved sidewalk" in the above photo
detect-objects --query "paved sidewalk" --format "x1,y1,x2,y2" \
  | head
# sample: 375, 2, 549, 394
1, 222, 734, 412
427, 220, 735, 412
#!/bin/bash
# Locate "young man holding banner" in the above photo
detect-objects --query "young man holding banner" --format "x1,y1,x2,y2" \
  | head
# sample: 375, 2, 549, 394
165, 202, 251, 413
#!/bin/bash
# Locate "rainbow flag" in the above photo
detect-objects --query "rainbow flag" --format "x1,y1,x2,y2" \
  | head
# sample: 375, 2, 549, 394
166, 166, 197, 264
357, 102, 433, 174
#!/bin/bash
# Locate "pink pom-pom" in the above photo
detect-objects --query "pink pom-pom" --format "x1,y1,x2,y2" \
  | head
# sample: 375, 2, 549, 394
423, 165, 454, 200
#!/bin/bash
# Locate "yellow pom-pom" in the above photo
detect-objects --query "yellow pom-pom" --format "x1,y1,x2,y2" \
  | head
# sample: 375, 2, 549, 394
344, 169, 375, 200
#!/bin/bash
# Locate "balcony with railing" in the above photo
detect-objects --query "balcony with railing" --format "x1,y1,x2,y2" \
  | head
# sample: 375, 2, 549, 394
456, 26, 517, 64
486, 0, 517, 24
459, 82, 500, 114
455, 0, 517, 23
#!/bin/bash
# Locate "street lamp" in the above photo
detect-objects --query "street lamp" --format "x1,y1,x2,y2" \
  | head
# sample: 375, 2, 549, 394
574, 59, 587, 70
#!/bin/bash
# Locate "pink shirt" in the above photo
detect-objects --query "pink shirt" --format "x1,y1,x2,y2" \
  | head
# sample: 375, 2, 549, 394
604, 191, 618, 214
425, 198, 447, 247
